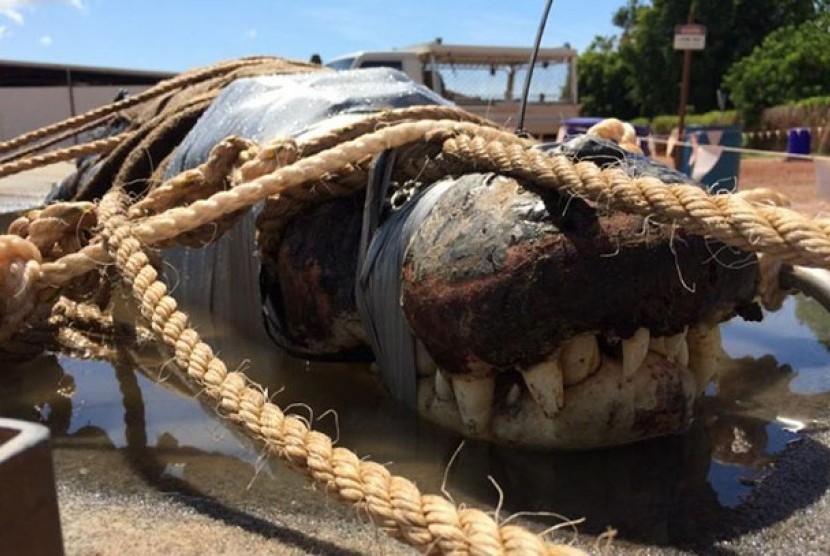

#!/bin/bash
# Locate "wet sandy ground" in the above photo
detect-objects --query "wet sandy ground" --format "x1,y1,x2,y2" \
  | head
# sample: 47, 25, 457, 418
54, 438, 413, 555
658, 156, 830, 216
3, 162, 830, 554
11, 304, 830, 556
737, 158, 823, 212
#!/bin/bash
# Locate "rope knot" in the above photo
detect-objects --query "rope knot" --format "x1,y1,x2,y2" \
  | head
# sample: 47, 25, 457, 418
587, 118, 642, 154
234, 137, 299, 184
0, 235, 43, 343
203, 136, 259, 187
19, 202, 98, 257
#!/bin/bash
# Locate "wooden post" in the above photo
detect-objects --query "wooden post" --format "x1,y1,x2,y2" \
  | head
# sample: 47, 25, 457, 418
675, 7, 695, 169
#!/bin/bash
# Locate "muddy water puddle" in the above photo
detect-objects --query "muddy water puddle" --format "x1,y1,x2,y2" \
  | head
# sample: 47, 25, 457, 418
2, 294, 830, 549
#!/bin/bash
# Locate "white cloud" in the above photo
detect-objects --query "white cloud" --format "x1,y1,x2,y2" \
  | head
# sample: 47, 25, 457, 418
0, 0, 85, 25
0, 24, 7, 37
39, 33, 51, 45
246, 28, 257, 39
0, 7, 24, 24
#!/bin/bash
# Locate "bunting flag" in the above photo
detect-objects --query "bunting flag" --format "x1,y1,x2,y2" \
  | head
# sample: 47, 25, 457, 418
688, 133, 699, 166
666, 128, 679, 157
691, 144, 724, 181
707, 129, 723, 146
737, 127, 825, 143
815, 158, 830, 199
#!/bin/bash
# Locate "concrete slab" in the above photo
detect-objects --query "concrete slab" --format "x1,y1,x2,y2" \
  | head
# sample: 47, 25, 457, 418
0, 161, 71, 201
0, 162, 72, 229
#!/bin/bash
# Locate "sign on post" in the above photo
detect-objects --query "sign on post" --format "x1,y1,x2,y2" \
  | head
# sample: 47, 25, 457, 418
674, 24, 706, 50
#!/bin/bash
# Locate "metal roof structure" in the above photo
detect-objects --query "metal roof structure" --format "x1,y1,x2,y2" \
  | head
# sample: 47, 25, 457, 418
0, 59, 175, 87
404, 41, 577, 65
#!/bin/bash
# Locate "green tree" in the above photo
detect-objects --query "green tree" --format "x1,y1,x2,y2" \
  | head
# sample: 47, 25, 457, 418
578, 0, 823, 118
724, 13, 830, 122
577, 36, 638, 119
612, 0, 642, 33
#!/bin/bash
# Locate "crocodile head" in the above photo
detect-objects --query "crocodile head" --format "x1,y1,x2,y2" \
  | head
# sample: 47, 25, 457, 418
267, 136, 761, 450
403, 189, 757, 448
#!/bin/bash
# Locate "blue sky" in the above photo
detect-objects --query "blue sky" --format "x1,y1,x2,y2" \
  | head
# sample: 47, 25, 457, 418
0, 0, 621, 71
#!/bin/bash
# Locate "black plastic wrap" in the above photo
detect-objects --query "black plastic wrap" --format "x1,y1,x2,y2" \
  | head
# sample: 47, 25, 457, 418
166, 68, 450, 177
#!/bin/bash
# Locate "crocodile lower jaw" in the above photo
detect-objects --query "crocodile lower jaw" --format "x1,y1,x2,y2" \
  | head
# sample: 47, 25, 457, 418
416, 324, 723, 450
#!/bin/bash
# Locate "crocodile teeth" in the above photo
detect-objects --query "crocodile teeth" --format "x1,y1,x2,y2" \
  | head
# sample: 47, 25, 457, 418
435, 370, 454, 401
415, 341, 436, 376
663, 328, 688, 359
649, 337, 667, 356
622, 328, 650, 378
561, 334, 601, 385
505, 383, 521, 407
450, 374, 495, 435
688, 324, 722, 392
677, 339, 689, 367
522, 358, 564, 418
649, 328, 688, 360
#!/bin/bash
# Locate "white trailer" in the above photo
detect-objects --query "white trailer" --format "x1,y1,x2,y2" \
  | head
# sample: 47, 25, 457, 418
326, 40, 580, 138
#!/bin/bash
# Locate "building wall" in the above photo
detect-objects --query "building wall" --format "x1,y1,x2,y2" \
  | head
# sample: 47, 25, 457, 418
0, 84, 151, 142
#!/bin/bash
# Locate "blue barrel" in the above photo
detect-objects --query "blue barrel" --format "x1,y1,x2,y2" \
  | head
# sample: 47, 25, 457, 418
563, 116, 603, 136
562, 117, 652, 155
678, 125, 742, 193
787, 127, 811, 156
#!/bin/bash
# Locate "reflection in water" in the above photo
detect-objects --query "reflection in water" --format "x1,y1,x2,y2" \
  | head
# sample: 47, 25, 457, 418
796, 293, 830, 349
0, 354, 73, 436
726, 295, 830, 396
1, 295, 830, 549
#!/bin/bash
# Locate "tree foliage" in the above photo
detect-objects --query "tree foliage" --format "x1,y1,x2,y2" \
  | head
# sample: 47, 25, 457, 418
578, 0, 824, 118
724, 14, 830, 121
576, 37, 638, 119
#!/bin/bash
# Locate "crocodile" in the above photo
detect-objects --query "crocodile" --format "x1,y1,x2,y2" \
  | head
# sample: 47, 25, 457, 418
49, 62, 761, 450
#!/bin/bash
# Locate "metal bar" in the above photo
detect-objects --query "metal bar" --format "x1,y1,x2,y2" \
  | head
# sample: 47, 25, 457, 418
781, 265, 830, 312
516, 0, 554, 135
